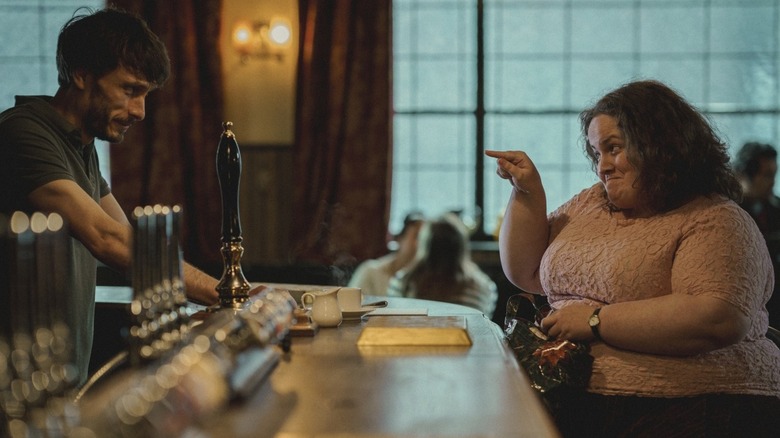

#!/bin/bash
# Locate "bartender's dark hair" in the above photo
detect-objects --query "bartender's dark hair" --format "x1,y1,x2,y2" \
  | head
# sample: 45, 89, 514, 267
56, 7, 170, 87
580, 80, 742, 213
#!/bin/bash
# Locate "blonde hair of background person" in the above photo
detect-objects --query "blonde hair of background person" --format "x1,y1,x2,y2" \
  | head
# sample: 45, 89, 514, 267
486, 80, 780, 437
387, 213, 497, 316
348, 212, 425, 296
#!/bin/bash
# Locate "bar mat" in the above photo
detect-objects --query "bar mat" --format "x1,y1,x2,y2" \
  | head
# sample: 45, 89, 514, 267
356, 315, 471, 346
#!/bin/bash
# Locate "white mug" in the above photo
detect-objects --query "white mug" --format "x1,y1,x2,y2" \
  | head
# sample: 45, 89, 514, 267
338, 287, 363, 311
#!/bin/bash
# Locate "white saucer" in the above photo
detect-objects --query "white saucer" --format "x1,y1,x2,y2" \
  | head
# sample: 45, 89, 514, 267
342, 307, 377, 320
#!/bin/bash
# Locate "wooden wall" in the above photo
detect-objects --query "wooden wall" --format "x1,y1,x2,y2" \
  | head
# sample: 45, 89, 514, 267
238, 145, 294, 266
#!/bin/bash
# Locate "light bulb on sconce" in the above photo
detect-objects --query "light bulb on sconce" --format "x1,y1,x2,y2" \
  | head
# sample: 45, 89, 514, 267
232, 17, 292, 63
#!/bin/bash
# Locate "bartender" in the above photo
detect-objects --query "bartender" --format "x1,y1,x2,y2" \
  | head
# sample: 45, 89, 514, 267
0, 7, 219, 383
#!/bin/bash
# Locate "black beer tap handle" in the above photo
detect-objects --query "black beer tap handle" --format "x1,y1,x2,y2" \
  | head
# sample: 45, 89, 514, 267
215, 122, 250, 308
217, 121, 242, 244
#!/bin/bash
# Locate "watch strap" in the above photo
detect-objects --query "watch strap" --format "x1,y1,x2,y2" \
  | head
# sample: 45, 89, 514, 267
589, 307, 603, 341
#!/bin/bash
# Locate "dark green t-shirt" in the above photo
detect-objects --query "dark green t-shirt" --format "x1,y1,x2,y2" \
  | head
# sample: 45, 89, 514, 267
0, 95, 111, 382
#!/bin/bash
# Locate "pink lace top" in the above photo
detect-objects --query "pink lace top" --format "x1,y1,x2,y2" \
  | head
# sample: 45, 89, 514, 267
541, 184, 780, 397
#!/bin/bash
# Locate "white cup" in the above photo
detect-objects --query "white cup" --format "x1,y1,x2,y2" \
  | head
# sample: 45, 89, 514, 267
338, 287, 363, 311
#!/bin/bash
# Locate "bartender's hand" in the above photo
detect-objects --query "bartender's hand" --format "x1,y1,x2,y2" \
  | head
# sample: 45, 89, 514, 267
484, 150, 544, 195
183, 263, 220, 306
540, 304, 597, 342
187, 279, 267, 307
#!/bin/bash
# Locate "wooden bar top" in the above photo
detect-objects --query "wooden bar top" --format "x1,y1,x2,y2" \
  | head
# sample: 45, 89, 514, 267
201, 296, 559, 437
93, 287, 559, 437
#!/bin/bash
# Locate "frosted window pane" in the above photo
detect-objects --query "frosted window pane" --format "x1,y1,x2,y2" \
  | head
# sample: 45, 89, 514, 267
393, 4, 414, 56
486, 59, 566, 110
394, 58, 414, 110
570, 7, 635, 54
416, 169, 475, 216
397, 0, 472, 4
637, 59, 706, 104
538, 169, 567, 210
405, 115, 474, 166
565, 118, 589, 166
416, 7, 474, 56
562, 169, 600, 206
485, 6, 565, 55
640, 5, 705, 54
391, 167, 416, 226
393, 169, 475, 226
393, 115, 415, 165
485, 114, 569, 166
0, 10, 39, 56
710, 57, 778, 108
416, 59, 475, 109
569, 59, 636, 106
483, 169, 510, 236
711, 5, 776, 53
710, 114, 778, 151
0, 62, 43, 107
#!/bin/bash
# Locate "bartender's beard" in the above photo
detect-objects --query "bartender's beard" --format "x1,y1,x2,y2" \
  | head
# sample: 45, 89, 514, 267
83, 98, 127, 144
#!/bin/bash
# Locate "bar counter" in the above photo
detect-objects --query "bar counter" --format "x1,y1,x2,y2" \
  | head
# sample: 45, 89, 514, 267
94, 287, 560, 437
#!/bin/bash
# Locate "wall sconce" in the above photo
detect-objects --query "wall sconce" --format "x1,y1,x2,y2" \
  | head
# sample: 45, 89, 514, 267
232, 17, 292, 63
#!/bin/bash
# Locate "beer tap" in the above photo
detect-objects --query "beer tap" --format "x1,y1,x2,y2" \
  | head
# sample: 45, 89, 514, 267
215, 121, 251, 309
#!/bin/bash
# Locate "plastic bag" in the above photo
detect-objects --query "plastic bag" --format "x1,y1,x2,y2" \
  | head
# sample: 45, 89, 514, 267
504, 294, 593, 397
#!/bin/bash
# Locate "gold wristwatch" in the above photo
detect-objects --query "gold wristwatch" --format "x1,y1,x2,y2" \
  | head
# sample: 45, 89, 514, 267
588, 307, 603, 341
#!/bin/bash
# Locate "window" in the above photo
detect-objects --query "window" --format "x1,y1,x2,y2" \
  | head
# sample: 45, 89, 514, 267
0, 0, 109, 179
392, 0, 780, 236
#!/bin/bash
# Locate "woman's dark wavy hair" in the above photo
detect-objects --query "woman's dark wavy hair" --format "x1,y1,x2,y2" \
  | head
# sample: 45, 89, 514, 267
579, 80, 742, 213
56, 7, 170, 87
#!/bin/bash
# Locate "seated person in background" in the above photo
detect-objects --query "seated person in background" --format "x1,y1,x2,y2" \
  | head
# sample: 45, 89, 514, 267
486, 80, 780, 436
387, 213, 497, 316
348, 212, 424, 295
734, 142, 780, 327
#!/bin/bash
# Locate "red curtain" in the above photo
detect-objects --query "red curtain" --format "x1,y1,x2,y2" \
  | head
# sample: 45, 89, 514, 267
109, 0, 225, 269
291, 0, 393, 267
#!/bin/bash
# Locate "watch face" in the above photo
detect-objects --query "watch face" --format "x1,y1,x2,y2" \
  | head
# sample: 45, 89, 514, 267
588, 314, 600, 327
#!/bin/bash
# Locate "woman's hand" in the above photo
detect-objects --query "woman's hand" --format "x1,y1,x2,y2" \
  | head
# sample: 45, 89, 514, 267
540, 304, 597, 342
484, 150, 543, 195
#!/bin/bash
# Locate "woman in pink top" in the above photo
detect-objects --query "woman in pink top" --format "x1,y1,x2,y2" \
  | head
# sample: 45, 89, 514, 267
486, 80, 780, 436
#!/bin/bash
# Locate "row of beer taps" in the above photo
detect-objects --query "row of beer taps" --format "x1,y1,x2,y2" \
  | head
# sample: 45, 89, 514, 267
128, 204, 191, 365
0, 122, 297, 436
0, 212, 79, 437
